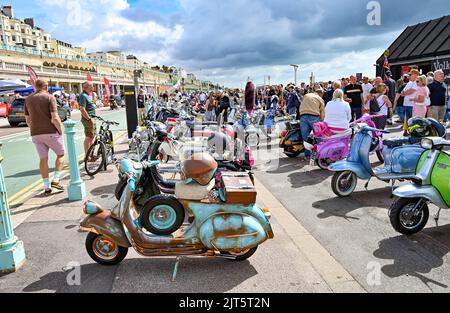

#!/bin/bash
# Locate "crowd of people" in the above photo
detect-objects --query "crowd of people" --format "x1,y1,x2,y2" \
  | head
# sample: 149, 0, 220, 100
160, 89, 244, 123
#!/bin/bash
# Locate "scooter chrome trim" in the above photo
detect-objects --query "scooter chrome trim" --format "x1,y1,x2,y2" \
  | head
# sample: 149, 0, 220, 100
415, 150, 440, 186
392, 184, 447, 209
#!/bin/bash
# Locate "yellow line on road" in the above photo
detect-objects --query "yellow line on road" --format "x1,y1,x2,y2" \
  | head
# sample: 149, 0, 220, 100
8, 130, 127, 207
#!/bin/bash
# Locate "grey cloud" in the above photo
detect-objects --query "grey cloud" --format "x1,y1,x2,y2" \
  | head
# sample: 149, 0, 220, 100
167, 0, 450, 70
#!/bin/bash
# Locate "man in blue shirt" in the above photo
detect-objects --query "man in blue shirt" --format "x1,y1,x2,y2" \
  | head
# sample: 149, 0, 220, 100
78, 81, 97, 156
287, 84, 301, 115
428, 70, 446, 122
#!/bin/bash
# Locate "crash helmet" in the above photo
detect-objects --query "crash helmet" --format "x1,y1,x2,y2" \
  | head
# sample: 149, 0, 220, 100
408, 117, 445, 137
181, 152, 218, 186
207, 131, 232, 156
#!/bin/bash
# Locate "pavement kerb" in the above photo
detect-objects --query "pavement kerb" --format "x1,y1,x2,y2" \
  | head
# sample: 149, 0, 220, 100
255, 177, 367, 293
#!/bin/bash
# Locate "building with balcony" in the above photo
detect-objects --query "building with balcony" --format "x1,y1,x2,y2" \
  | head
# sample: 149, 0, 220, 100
0, 6, 52, 51
51, 39, 86, 58
87, 51, 122, 65
126, 54, 142, 69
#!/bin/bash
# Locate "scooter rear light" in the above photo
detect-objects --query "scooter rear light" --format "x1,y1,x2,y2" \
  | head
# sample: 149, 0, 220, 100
281, 130, 287, 138
262, 208, 272, 220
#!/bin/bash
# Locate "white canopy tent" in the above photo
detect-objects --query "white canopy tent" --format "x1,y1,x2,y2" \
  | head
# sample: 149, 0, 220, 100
0, 79, 29, 94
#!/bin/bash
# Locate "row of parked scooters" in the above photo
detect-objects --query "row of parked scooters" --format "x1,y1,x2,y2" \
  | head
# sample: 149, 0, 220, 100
79, 97, 450, 266
79, 99, 274, 265
281, 113, 450, 236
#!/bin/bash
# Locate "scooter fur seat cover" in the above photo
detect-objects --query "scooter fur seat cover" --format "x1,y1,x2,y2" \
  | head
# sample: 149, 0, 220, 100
175, 179, 215, 201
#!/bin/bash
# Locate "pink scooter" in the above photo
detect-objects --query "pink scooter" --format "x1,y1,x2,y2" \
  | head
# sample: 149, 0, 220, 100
303, 115, 384, 170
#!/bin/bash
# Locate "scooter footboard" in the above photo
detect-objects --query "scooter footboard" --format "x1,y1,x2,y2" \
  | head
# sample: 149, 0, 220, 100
393, 184, 447, 209
80, 210, 132, 248
199, 213, 268, 251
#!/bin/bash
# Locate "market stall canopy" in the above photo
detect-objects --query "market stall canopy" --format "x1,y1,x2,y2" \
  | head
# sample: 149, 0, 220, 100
0, 79, 28, 92
15, 86, 64, 96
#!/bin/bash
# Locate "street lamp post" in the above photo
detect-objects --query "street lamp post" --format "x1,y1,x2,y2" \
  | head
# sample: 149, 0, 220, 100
0, 142, 26, 274
290, 64, 299, 85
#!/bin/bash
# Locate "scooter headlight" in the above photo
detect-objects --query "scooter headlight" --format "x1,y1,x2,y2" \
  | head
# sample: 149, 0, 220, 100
421, 138, 433, 150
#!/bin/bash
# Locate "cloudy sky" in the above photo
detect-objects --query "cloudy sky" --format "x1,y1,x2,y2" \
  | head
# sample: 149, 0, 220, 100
7, 0, 450, 87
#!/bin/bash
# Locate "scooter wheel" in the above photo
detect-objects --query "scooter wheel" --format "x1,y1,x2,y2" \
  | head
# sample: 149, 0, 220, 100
245, 133, 260, 147
317, 159, 330, 170
376, 150, 385, 164
86, 233, 128, 266
389, 197, 429, 235
331, 171, 357, 197
220, 247, 258, 261
114, 175, 127, 201
141, 195, 185, 236
284, 146, 302, 158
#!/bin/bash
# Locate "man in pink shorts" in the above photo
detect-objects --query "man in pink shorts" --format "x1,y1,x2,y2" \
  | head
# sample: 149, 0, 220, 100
25, 79, 65, 194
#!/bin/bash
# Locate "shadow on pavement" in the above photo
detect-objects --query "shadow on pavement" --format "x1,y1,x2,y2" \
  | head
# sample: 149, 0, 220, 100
22, 263, 117, 293
22, 257, 258, 293
312, 186, 392, 220
90, 184, 117, 197
264, 157, 306, 174
287, 169, 333, 188
7, 168, 54, 178
373, 224, 450, 291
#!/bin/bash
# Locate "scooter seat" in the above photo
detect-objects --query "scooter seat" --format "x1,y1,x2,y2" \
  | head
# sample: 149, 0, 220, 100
383, 138, 409, 148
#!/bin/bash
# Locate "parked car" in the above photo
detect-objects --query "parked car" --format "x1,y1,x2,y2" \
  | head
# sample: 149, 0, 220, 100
8, 97, 71, 127
0, 102, 11, 118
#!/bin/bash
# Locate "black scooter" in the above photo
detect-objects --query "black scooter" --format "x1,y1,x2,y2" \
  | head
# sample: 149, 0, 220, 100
279, 116, 304, 158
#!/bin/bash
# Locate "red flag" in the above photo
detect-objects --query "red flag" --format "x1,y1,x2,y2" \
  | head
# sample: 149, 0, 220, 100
104, 77, 111, 100
87, 72, 93, 82
27, 66, 38, 91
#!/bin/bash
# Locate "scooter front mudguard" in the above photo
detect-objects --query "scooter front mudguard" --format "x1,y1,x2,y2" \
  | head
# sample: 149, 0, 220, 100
392, 184, 447, 209
80, 210, 132, 248
199, 213, 270, 251
328, 160, 372, 180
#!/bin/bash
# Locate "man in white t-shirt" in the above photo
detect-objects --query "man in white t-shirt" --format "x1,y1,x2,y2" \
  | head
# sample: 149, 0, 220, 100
401, 69, 420, 120
361, 76, 373, 110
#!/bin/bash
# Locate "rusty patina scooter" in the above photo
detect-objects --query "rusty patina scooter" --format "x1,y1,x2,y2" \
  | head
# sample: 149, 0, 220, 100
80, 154, 274, 265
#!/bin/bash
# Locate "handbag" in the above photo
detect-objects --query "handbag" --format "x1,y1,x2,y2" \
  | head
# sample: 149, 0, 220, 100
369, 97, 385, 114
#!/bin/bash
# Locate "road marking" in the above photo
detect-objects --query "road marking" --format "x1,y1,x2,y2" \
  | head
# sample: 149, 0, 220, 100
0, 130, 29, 141
8, 130, 127, 207
255, 177, 366, 293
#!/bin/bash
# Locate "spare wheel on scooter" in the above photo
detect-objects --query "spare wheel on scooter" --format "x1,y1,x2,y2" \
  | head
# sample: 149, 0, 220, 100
141, 195, 185, 236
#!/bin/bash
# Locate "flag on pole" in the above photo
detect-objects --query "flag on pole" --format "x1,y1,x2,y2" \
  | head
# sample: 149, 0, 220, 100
26, 66, 38, 91
104, 77, 111, 100
87, 72, 93, 82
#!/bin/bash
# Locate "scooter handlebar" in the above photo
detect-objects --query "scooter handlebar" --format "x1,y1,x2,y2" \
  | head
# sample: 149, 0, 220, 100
362, 126, 390, 134
142, 160, 161, 168
126, 176, 136, 193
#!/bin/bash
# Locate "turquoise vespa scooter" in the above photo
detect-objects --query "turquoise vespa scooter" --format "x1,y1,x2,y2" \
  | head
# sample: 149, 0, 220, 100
80, 153, 274, 265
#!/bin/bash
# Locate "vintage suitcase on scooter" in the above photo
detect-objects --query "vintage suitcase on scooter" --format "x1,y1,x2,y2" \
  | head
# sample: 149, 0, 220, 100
220, 172, 257, 204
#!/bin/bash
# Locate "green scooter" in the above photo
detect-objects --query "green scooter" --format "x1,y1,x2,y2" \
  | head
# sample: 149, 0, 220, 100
389, 137, 450, 235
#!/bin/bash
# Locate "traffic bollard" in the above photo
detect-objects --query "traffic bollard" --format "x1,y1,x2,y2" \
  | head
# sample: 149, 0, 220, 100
64, 120, 86, 201
0, 142, 26, 274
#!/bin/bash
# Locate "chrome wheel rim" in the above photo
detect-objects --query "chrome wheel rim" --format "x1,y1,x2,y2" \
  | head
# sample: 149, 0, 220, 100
399, 204, 424, 229
92, 236, 119, 261
149, 205, 177, 230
